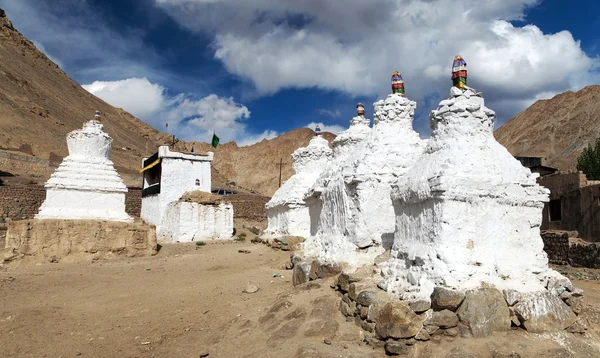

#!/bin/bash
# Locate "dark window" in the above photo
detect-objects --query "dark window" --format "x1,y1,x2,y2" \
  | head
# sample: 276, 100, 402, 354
549, 199, 561, 221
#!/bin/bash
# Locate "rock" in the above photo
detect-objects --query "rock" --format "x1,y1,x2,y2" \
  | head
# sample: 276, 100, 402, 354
571, 288, 584, 297
408, 300, 431, 313
443, 327, 459, 337
458, 324, 472, 338
316, 263, 342, 279
360, 320, 375, 333
566, 319, 588, 334
238, 249, 251, 254
248, 226, 261, 235
424, 324, 439, 335
415, 329, 430, 341
547, 276, 573, 296
199, 353, 209, 357
359, 306, 369, 319
374, 302, 422, 339
243, 281, 259, 294
337, 272, 360, 292
308, 261, 319, 280
366, 337, 385, 349
456, 288, 510, 338
290, 253, 303, 264
513, 291, 576, 333
323, 339, 332, 345
348, 282, 372, 301
355, 291, 379, 307
502, 289, 522, 306
430, 287, 465, 311
384, 341, 408, 356
564, 297, 583, 315
427, 309, 459, 328
292, 261, 312, 286
340, 300, 356, 317
285, 262, 294, 270
367, 301, 385, 323
509, 307, 520, 326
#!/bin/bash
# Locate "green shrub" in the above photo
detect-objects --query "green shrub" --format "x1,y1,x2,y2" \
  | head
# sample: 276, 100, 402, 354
577, 138, 600, 180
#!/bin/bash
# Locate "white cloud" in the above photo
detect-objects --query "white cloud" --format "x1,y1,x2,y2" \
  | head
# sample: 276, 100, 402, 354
304, 122, 345, 135
82, 77, 267, 145
155, 0, 599, 125
317, 109, 342, 119
83, 78, 165, 118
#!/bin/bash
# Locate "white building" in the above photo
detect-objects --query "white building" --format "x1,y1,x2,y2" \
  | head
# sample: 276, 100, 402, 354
36, 118, 131, 222
140, 146, 233, 242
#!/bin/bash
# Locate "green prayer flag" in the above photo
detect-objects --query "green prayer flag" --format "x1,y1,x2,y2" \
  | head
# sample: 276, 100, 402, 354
211, 133, 220, 148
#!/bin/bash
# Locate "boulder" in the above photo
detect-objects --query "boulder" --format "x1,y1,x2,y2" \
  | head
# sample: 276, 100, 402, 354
513, 291, 576, 333
293, 261, 312, 286
337, 272, 360, 293
355, 291, 380, 307
502, 289, 523, 306
316, 262, 342, 279
456, 288, 510, 338
431, 287, 465, 311
426, 309, 459, 328
564, 296, 583, 315
384, 341, 409, 356
374, 301, 422, 339
408, 300, 431, 313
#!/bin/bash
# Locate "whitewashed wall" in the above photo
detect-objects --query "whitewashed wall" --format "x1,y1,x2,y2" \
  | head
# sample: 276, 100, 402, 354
157, 201, 234, 243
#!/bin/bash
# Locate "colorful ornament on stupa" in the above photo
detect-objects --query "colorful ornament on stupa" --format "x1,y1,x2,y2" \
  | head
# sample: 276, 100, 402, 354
94, 110, 101, 121
452, 55, 468, 89
391, 71, 405, 95
356, 102, 365, 117
315, 125, 322, 135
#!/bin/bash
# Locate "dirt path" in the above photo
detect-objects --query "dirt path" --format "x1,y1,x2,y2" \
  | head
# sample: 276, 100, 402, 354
2, 243, 600, 358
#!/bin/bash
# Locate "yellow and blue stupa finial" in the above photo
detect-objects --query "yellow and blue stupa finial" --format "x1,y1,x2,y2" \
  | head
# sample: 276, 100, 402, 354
452, 55, 468, 89
391, 71, 405, 95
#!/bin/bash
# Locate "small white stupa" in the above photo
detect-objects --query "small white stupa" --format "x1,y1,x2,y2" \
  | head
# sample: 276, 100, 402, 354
380, 57, 561, 301
36, 111, 131, 222
304, 74, 424, 266
264, 129, 333, 238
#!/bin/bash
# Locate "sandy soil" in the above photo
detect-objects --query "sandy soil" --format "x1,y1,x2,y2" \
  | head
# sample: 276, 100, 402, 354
2, 243, 600, 358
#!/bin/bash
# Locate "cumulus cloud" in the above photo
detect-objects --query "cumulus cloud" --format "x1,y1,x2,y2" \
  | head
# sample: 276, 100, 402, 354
155, 0, 599, 125
304, 122, 345, 135
82, 77, 269, 145
83, 78, 165, 118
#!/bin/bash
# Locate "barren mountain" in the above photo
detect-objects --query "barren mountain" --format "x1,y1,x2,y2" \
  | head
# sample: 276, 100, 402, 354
495, 85, 600, 171
0, 8, 334, 195
0, 8, 172, 185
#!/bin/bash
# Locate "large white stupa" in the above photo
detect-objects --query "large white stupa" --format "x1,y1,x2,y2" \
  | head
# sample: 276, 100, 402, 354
264, 132, 333, 238
304, 74, 424, 266
36, 112, 131, 222
380, 57, 559, 301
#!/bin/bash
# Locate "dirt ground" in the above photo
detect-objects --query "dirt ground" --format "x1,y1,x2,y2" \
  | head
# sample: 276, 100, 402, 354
2, 242, 600, 358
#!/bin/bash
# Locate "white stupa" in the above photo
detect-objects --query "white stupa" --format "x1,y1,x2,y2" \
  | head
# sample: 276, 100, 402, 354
304, 74, 424, 266
263, 130, 333, 238
36, 112, 131, 222
380, 57, 559, 301
303, 104, 372, 259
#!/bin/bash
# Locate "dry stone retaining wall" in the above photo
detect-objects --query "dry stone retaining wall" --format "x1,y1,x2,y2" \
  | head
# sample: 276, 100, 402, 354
542, 230, 600, 268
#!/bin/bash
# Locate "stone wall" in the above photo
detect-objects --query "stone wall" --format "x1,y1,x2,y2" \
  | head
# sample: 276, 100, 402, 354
226, 194, 270, 221
0, 185, 46, 222
542, 231, 600, 268
4, 219, 157, 264
0, 185, 143, 222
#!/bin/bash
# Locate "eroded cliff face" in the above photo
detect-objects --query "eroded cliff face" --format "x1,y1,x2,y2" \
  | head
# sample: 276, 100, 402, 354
380, 86, 561, 301
303, 94, 424, 266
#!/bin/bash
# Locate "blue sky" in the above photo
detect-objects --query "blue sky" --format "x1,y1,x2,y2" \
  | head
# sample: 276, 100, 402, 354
1, 0, 598, 145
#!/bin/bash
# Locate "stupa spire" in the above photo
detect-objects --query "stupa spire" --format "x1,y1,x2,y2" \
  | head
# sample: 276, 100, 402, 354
94, 110, 101, 122
315, 124, 321, 136
356, 102, 365, 117
391, 71, 405, 95
452, 55, 468, 89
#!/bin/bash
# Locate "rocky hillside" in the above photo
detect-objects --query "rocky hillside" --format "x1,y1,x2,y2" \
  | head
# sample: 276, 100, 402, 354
0, 8, 335, 194
0, 8, 172, 185
495, 85, 600, 171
